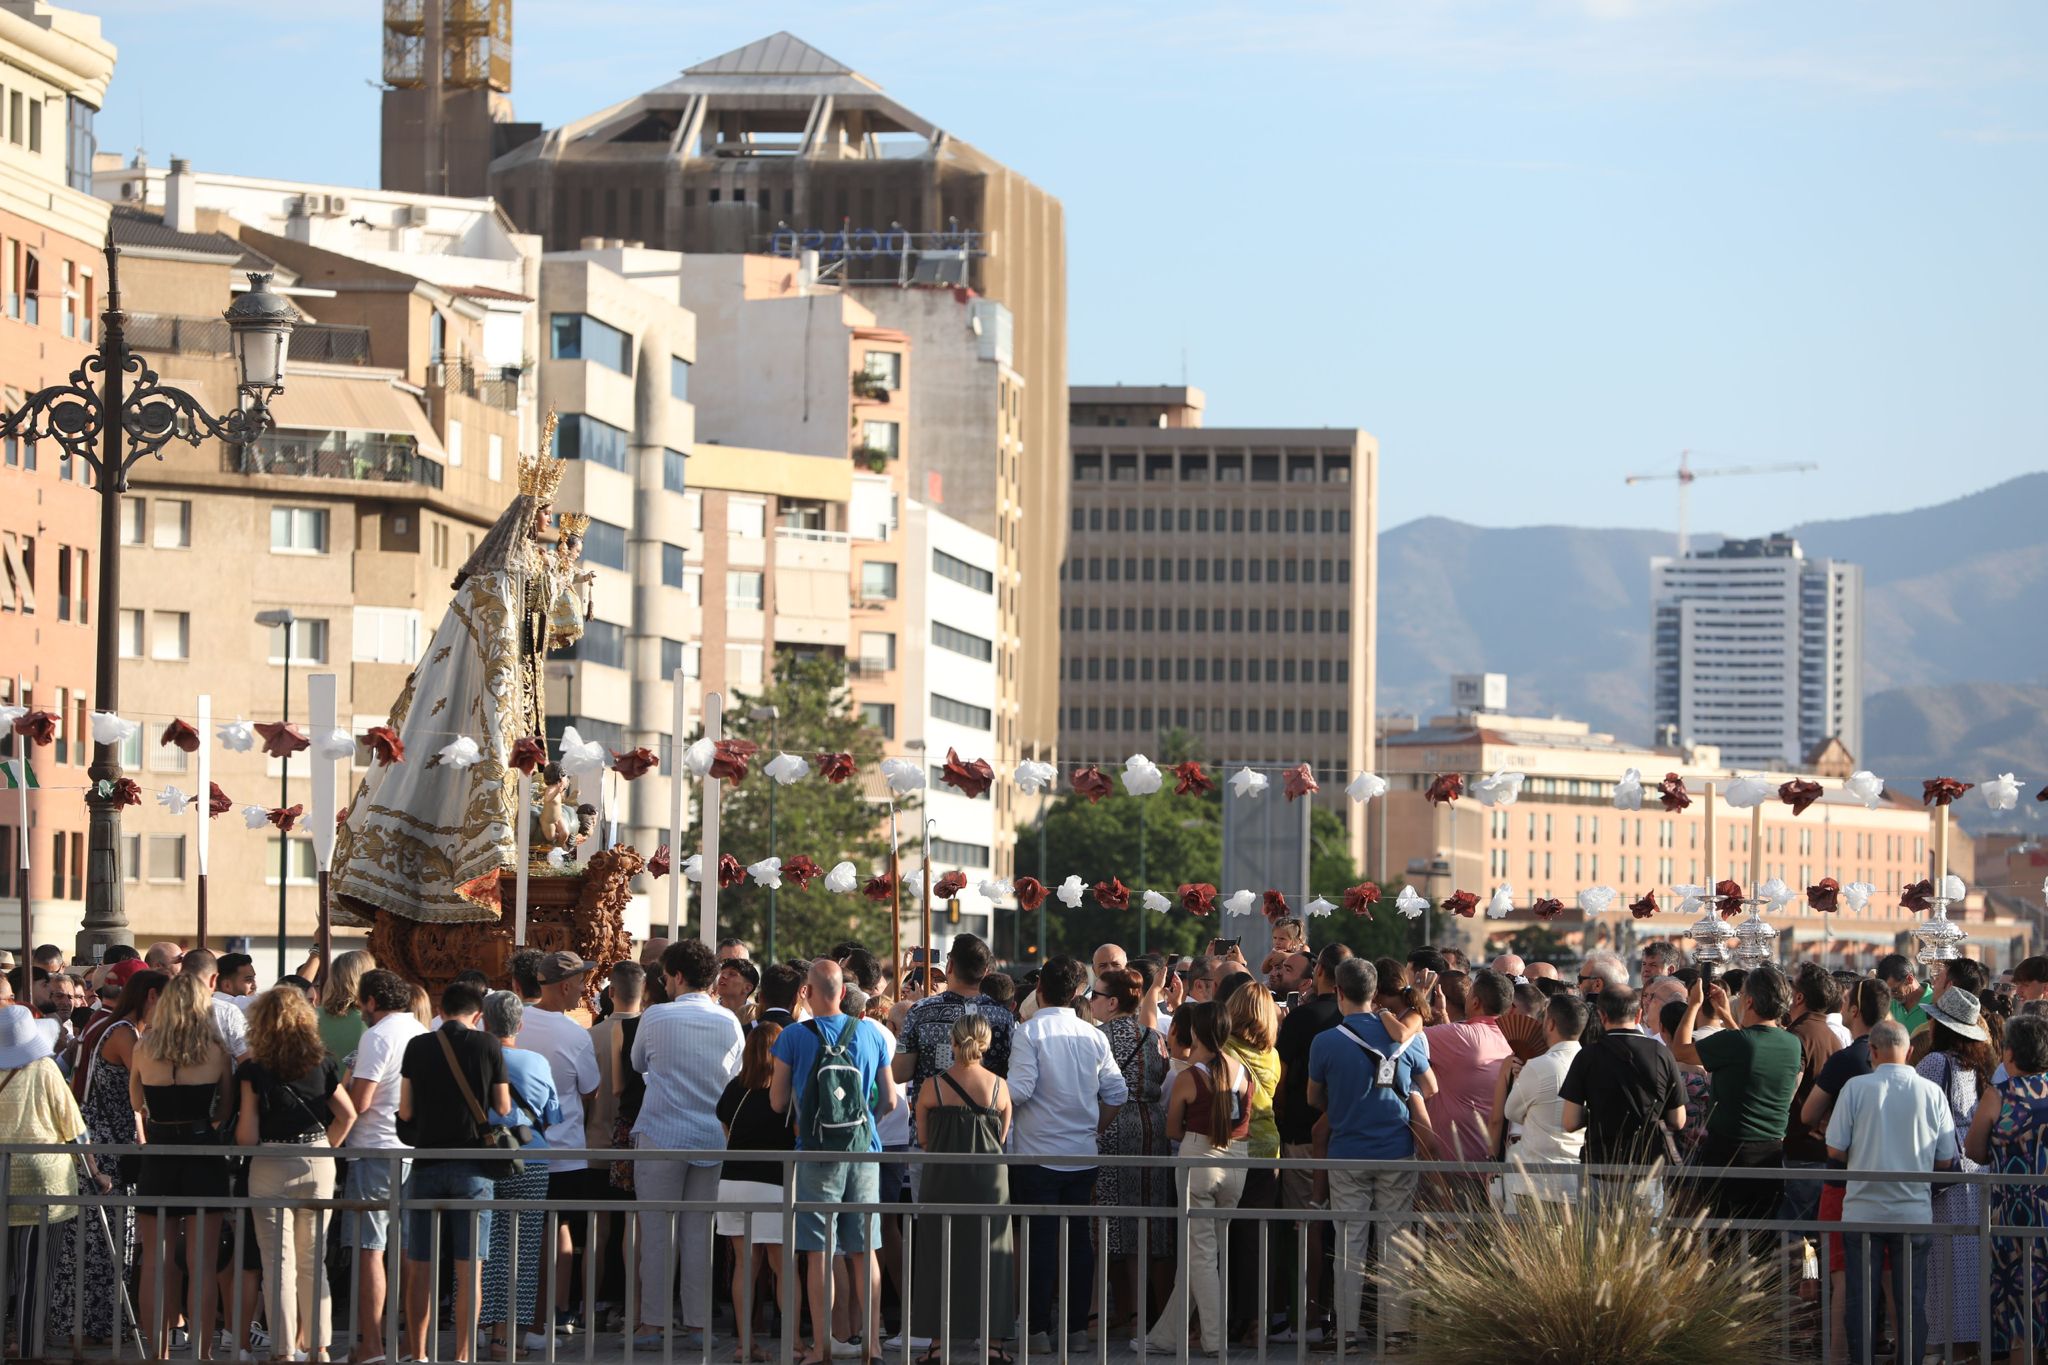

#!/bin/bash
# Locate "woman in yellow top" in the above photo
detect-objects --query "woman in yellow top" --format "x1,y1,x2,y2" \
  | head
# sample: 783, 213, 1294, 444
0, 1003, 92, 1357
1219, 982, 1282, 1345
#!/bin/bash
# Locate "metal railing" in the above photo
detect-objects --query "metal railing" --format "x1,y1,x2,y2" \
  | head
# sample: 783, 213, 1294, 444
126, 313, 371, 365
3, 1144, 2043, 1364
226, 433, 445, 489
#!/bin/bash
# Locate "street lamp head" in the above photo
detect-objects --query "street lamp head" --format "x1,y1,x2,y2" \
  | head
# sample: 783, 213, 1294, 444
749, 706, 780, 723
223, 272, 296, 394
254, 608, 296, 628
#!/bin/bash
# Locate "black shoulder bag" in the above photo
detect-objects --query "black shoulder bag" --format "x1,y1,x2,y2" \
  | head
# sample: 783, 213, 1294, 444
436, 1031, 525, 1180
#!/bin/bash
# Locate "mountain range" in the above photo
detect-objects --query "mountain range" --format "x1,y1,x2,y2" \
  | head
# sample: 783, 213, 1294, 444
1377, 471, 2048, 806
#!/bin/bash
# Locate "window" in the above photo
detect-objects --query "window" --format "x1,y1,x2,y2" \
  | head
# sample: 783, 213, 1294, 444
268, 617, 330, 665
446, 417, 463, 467
549, 313, 634, 374
555, 414, 630, 471
861, 702, 896, 739
859, 561, 898, 600
59, 260, 75, 338
428, 310, 447, 364
932, 838, 991, 867
265, 837, 318, 886
661, 544, 686, 588
6, 91, 18, 145
582, 518, 627, 570
663, 448, 688, 494
270, 506, 329, 554
146, 834, 186, 882
932, 621, 994, 661
20, 249, 36, 325
726, 570, 763, 610
118, 608, 143, 658
65, 96, 95, 193
152, 497, 193, 548
670, 356, 690, 401
682, 568, 702, 605
488, 433, 504, 482
860, 420, 900, 459
151, 610, 189, 660
862, 351, 902, 390
353, 606, 422, 664
859, 631, 896, 672
660, 638, 700, 678
564, 618, 626, 668
933, 549, 993, 593
931, 693, 992, 730
729, 499, 766, 538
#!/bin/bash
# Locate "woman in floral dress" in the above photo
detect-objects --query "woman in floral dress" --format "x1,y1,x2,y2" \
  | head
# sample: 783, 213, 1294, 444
1091, 967, 1172, 1336
1966, 1011, 2048, 1358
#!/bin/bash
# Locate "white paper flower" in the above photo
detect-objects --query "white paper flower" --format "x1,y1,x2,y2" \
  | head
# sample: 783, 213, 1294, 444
683, 854, 704, 883
312, 728, 357, 761
1346, 771, 1388, 804
823, 861, 859, 895
1842, 771, 1885, 810
157, 786, 194, 815
1757, 878, 1793, 910
763, 752, 811, 786
1723, 775, 1772, 809
218, 718, 257, 753
241, 805, 268, 829
89, 710, 137, 746
1472, 770, 1525, 808
1984, 773, 2023, 813
977, 878, 1013, 902
1013, 759, 1058, 795
0, 705, 23, 731
1673, 884, 1709, 916
1395, 885, 1429, 919
1843, 881, 1875, 912
748, 857, 783, 890
557, 726, 608, 785
547, 847, 570, 869
682, 738, 717, 777
880, 757, 925, 794
1941, 873, 1967, 902
1223, 888, 1257, 917
1056, 875, 1086, 908
1142, 889, 1172, 914
1122, 754, 1163, 796
1486, 884, 1515, 919
1577, 885, 1618, 916
1305, 895, 1336, 918
1228, 767, 1269, 799
902, 867, 925, 900
1612, 768, 1644, 812
436, 736, 483, 770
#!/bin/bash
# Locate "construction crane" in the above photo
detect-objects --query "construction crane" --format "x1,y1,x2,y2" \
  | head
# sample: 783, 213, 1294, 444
1625, 450, 1820, 558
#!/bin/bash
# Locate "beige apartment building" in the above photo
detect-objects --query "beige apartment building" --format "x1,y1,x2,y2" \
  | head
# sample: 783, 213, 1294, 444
1062, 386, 1378, 861
1380, 708, 2030, 969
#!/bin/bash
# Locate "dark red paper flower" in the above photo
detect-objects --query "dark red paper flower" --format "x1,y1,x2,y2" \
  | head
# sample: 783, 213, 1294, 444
710, 739, 759, 783
1900, 879, 1935, 912
1345, 883, 1382, 918
715, 853, 745, 889
1923, 777, 1973, 808
647, 846, 672, 879
2038, 782, 2048, 803
1657, 774, 1691, 813
160, 718, 201, 753
1178, 882, 1218, 917
934, 870, 969, 900
208, 782, 233, 818
1532, 897, 1565, 922
1071, 766, 1113, 804
1443, 889, 1479, 918
940, 749, 995, 800
1283, 764, 1319, 802
783, 855, 823, 890
1426, 773, 1464, 806
1714, 879, 1746, 918
1015, 876, 1048, 911
815, 752, 856, 783
10, 710, 55, 747
1779, 779, 1823, 816
611, 747, 659, 780
1629, 891, 1659, 919
1173, 760, 1214, 797
363, 725, 404, 767
862, 873, 896, 903
256, 721, 309, 759
1093, 877, 1130, 911
509, 736, 547, 775
268, 804, 304, 834
1263, 889, 1292, 922
1806, 877, 1841, 912
108, 778, 142, 809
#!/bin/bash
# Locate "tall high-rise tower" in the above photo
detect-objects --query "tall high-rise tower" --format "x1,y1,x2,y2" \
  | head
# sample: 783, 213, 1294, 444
380, 0, 513, 197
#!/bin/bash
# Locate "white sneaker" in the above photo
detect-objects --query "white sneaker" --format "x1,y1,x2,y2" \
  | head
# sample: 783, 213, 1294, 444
885, 1336, 934, 1352
831, 1339, 866, 1359
523, 1331, 554, 1350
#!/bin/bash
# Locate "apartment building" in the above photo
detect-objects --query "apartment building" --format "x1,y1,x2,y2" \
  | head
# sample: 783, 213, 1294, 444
1062, 385, 1378, 862
0, 0, 113, 951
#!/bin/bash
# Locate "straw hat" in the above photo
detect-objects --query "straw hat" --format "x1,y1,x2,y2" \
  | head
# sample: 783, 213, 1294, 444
1924, 986, 1989, 1042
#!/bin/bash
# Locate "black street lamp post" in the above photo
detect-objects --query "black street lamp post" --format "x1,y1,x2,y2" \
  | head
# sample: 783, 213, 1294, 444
0, 241, 296, 961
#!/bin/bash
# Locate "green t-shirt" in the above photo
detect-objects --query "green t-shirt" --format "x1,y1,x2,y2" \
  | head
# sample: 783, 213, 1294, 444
1892, 1000, 1930, 1036
1696, 1024, 1802, 1144
318, 1008, 367, 1071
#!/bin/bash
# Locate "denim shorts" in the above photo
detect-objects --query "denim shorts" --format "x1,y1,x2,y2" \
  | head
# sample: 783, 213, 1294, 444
402, 1159, 495, 1263
793, 1160, 879, 1255
344, 1155, 411, 1252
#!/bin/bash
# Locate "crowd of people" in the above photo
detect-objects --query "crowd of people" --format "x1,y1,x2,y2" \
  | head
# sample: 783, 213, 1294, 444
3, 928, 2048, 1362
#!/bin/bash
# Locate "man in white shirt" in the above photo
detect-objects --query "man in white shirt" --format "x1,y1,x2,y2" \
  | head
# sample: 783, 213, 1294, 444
1007, 956, 1126, 1352
517, 951, 603, 1331
180, 948, 249, 1059
1490, 993, 1586, 1208
215, 952, 260, 1007
342, 969, 426, 1363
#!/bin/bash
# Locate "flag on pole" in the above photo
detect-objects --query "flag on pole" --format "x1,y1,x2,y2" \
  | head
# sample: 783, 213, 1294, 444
0, 759, 36, 789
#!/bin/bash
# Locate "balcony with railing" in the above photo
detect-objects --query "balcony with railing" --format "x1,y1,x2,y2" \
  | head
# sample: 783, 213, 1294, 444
128, 313, 371, 365
428, 356, 522, 412
225, 432, 443, 489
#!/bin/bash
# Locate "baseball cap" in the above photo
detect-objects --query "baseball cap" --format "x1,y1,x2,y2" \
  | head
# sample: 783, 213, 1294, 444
535, 950, 595, 984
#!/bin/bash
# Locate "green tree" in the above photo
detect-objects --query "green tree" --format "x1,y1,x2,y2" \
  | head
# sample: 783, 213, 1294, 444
685, 653, 909, 958
1503, 925, 1573, 968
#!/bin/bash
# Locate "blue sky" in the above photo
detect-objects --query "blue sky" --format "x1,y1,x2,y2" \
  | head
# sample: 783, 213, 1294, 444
82, 0, 2046, 535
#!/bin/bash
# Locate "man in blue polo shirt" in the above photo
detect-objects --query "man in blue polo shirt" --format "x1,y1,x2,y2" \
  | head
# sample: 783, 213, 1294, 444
1308, 957, 1437, 1349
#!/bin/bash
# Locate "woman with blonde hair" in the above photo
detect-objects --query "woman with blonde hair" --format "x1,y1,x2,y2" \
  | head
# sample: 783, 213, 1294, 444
1219, 984, 1282, 1342
316, 948, 375, 1067
129, 972, 234, 1359
911, 1014, 1014, 1362
236, 986, 356, 1361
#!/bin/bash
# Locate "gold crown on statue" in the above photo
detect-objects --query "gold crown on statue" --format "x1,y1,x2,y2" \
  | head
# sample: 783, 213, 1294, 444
557, 512, 590, 539
519, 410, 565, 501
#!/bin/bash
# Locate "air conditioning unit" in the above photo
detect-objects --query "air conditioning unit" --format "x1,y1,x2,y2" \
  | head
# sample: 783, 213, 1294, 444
290, 194, 317, 216
401, 203, 430, 227
322, 195, 349, 216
